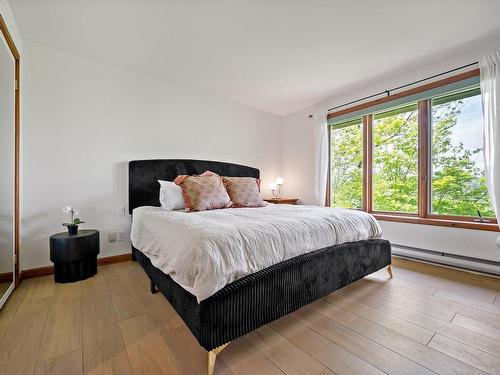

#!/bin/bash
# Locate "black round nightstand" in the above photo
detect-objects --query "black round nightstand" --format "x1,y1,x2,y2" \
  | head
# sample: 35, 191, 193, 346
50, 229, 100, 283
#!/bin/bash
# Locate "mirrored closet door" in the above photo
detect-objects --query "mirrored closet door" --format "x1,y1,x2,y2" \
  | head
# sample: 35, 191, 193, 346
0, 15, 19, 309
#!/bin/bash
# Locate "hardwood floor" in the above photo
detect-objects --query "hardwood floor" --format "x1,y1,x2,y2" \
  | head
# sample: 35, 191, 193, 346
1, 257, 500, 374
0, 282, 11, 297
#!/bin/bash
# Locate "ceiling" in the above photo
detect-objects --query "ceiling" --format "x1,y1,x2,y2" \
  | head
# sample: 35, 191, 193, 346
9, 0, 500, 116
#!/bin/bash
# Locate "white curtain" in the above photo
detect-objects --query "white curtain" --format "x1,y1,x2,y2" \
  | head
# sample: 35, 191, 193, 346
312, 111, 329, 206
480, 51, 500, 241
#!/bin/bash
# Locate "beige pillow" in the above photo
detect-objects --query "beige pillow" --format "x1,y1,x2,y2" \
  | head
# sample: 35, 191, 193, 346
174, 171, 232, 212
223, 177, 265, 207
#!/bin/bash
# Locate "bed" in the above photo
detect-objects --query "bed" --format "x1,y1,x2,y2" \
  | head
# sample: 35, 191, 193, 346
129, 159, 392, 375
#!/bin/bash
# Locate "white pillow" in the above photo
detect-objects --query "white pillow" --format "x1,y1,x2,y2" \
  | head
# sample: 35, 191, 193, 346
158, 180, 185, 210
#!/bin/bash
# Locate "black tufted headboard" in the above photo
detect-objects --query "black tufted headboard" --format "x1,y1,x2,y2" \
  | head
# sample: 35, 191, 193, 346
128, 159, 260, 214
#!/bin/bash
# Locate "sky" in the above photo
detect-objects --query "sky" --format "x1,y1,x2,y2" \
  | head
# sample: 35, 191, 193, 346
440, 95, 484, 169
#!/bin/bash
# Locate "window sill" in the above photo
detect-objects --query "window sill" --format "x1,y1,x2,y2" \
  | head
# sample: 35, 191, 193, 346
372, 214, 499, 232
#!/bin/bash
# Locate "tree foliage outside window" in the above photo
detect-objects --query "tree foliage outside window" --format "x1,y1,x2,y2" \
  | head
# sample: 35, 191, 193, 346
431, 91, 494, 217
330, 119, 363, 209
373, 105, 418, 213
329, 87, 494, 217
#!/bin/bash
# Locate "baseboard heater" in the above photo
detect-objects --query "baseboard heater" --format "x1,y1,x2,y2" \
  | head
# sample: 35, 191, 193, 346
392, 244, 500, 277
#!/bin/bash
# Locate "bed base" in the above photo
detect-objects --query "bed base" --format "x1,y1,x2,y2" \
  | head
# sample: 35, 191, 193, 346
150, 263, 394, 295
133, 239, 391, 374
150, 266, 393, 375
387, 264, 394, 278
208, 343, 230, 375
150, 279, 158, 294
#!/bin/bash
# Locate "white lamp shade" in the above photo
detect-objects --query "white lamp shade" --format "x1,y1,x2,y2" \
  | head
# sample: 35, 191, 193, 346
275, 177, 284, 185
269, 182, 278, 191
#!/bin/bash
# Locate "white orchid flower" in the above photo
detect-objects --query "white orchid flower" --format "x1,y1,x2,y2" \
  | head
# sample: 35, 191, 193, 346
62, 205, 85, 231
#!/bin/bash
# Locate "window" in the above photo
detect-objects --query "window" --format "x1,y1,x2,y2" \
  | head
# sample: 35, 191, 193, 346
327, 70, 497, 231
329, 118, 363, 209
373, 104, 418, 213
430, 89, 494, 217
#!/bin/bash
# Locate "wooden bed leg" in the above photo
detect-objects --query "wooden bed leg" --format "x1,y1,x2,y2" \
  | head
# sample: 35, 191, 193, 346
150, 279, 158, 294
208, 343, 229, 375
386, 265, 394, 279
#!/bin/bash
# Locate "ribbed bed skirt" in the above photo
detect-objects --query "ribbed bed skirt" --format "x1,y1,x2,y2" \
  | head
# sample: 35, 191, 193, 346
132, 238, 391, 351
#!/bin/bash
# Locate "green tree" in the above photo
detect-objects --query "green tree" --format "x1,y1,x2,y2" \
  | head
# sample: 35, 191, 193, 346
431, 100, 493, 216
372, 105, 418, 213
330, 99, 494, 217
330, 121, 363, 209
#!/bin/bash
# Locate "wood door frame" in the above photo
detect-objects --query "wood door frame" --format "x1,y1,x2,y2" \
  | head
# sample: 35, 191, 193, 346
0, 15, 21, 286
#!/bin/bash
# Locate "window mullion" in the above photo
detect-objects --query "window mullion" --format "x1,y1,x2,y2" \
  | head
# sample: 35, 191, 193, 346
418, 100, 430, 218
363, 114, 373, 212
326, 125, 331, 207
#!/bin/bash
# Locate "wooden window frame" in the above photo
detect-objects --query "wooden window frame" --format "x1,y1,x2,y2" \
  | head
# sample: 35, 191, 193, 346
328, 69, 499, 232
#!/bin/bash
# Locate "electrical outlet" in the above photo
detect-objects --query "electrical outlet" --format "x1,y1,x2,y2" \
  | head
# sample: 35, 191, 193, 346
108, 232, 117, 243
108, 231, 127, 243
116, 231, 126, 242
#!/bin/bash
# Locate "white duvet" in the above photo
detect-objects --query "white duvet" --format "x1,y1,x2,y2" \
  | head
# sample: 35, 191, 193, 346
130, 204, 382, 302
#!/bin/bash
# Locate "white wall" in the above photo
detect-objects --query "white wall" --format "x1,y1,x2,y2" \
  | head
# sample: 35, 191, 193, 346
282, 37, 500, 263
21, 41, 283, 270
0, 0, 22, 52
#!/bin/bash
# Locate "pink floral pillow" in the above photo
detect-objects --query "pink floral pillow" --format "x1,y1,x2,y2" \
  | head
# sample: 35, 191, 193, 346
222, 177, 265, 207
174, 171, 232, 212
